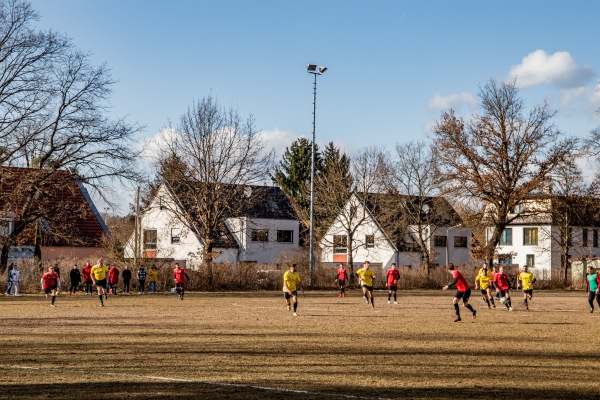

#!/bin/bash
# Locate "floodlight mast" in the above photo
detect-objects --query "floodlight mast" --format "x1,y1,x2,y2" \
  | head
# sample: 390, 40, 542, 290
306, 64, 327, 288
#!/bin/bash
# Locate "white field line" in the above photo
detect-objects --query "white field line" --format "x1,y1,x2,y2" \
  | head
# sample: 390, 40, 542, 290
0, 364, 390, 400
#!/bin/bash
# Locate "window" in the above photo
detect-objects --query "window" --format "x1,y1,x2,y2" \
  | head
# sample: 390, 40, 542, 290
513, 203, 525, 214
143, 229, 157, 250
251, 229, 269, 242
365, 235, 375, 248
277, 230, 293, 243
333, 235, 347, 254
171, 228, 181, 244
499, 228, 512, 245
434, 236, 447, 247
0, 219, 13, 236
453, 236, 467, 247
583, 229, 589, 247
594, 230, 598, 248
526, 254, 535, 267
523, 228, 538, 245
498, 254, 512, 265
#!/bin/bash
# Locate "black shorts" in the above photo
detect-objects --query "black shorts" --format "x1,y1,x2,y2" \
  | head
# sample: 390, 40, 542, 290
85, 280, 93, 285
338, 280, 346, 287
387, 285, 398, 291
44, 285, 57, 294
361, 284, 374, 292
480, 289, 488, 295
523, 289, 533, 296
498, 289, 509, 298
96, 279, 107, 289
283, 290, 297, 300
175, 283, 185, 289
455, 288, 471, 302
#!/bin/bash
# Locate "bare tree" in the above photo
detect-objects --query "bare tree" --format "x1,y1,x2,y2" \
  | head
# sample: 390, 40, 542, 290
159, 95, 273, 287
319, 146, 386, 276
0, 0, 141, 271
382, 140, 450, 275
432, 79, 576, 267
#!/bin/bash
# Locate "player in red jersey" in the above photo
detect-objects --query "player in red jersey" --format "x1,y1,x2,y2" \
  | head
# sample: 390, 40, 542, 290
386, 263, 400, 304
336, 263, 348, 297
82, 262, 93, 295
41, 266, 60, 307
491, 265, 500, 300
442, 263, 476, 322
494, 266, 513, 311
173, 263, 190, 300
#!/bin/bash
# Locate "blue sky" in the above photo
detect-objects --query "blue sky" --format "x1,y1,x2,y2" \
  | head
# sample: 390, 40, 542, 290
28, 0, 600, 212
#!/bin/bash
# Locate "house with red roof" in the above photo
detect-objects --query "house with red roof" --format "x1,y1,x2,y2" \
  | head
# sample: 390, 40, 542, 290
0, 167, 111, 265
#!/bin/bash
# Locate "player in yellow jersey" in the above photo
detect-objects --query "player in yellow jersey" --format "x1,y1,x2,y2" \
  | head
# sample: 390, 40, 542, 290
283, 264, 303, 316
356, 261, 376, 308
474, 264, 495, 309
517, 265, 536, 310
91, 258, 109, 307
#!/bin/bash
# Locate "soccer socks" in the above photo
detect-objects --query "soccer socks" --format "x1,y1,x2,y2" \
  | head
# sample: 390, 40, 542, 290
524, 298, 528, 308
51, 296, 56, 305
394, 293, 397, 301
490, 297, 495, 306
99, 295, 104, 306
466, 304, 474, 313
486, 299, 491, 308
454, 303, 460, 317
293, 302, 297, 312
388, 294, 391, 301
371, 297, 375, 307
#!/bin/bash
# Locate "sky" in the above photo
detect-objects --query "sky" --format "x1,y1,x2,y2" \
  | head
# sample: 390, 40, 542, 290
28, 0, 600, 214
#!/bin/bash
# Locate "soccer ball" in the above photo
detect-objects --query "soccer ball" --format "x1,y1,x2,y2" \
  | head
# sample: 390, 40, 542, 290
500, 297, 507, 305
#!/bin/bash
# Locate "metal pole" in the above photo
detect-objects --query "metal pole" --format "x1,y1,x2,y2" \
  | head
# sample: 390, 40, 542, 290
309, 72, 317, 288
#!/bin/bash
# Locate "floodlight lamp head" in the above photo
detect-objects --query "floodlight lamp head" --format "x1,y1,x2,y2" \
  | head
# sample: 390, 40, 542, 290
319, 66, 327, 73
307, 64, 317, 72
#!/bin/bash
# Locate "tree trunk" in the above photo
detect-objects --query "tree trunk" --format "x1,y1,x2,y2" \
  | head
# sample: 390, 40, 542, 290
34, 222, 42, 272
0, 244, 8, 273
204, 238, 214, 289
347, 231, 354, 286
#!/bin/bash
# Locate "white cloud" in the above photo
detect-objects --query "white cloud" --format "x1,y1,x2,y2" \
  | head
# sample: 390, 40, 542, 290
427, 92, 477, 112
257, 128, 305, 159
138, 128, 179, 162
508, 50, 593, 89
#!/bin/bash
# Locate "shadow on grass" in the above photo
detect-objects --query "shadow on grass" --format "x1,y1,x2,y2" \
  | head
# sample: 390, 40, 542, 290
1, 381, 598, 400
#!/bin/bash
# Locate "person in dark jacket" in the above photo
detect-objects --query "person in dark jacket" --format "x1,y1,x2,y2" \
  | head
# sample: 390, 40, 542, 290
108, 264, 120, 295
137, 265, 147, 294
69, 265, 81, 295
122, 265, 132, 294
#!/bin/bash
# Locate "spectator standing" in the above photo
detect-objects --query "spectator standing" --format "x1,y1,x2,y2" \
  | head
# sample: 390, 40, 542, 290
122, 265, 132, 294
137, 265, 147, 294
147, 265, 159, 294
9, 265, 20, 296
82, 262, 93, 295
5, 264, 14, 295
69, 265, 81, 295
108, 264, 120, 295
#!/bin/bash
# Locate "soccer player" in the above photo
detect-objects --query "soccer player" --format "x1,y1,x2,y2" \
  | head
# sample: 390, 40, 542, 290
82, 262, 93, 295
53, 264, 61, 295
442, 263, 476, 322
91, 259, 109, 307
491, 265, 500, 300
517, 265, 536, 310
495, 266, 513, 311
283, 264, 304, 316
386, 263, 400, 304
41, 266, 60, 307
585, 266, 600, 313
69, 264, 81, 295
474, 264, 495, 309
356, 261, 376, 308
336, 263, 348, 297
173, 263, 190, 300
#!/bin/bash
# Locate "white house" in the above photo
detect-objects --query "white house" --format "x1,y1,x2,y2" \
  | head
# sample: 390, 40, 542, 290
320, 192, 472, 273
124, 182, 301, 268
492, 195, 600, 279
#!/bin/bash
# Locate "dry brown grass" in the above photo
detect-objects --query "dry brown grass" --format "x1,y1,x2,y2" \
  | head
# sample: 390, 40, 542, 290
0, 290, 599, 400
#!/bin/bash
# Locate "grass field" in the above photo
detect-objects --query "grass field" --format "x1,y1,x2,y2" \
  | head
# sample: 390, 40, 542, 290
0, 290, 599, 400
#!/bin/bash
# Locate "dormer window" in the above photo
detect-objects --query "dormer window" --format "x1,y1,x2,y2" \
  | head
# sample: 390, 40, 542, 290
0, 217, 13, 236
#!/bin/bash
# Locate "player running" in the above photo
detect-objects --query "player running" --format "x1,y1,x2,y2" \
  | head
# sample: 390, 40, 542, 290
386, 263, 400, 305
586, 266, 600, 313
517, 265, 536, 310
91, 259, 109, 307
41, 266, 60, 308
336, 263, 348, 297
494, 266, 513, 311
356, 261, 376, 308
474, 264, 495, 309
491, 265, 500, 300
442, 263, 476, 322
283, 264, 304, 316
173, 263, 190, 300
